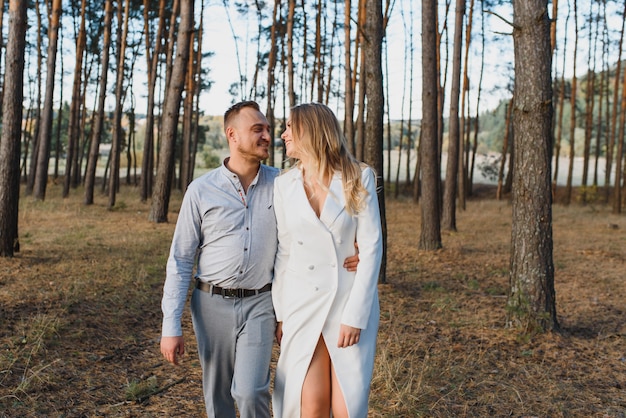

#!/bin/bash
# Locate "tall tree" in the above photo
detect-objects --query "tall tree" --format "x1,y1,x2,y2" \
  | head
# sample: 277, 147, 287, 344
286, 0, 296, 107
508, 0, 558, 332
33, 0, 62, 201
582, 1, 597, 187
109, 0, 131, 208
564, 0, 578, 205
606, 1, 626, 202
0, 0, 27, 257
25, 0, 44, 195
552, 5, 569, 195
140, 0, 167, 202
613, 39, 626, 214
83, 0, 113, 205
419, 0, 442, 250
63, 0, 87, 198
149, 0, 194, 223
363, 0, 386, 283
442, 0, 465, 231
266, 0, 281, 167
343, 0, 355, 152
179, 26, 197, 189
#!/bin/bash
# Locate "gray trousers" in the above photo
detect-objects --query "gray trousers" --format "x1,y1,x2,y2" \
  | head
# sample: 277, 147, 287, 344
190, 287, 275, 418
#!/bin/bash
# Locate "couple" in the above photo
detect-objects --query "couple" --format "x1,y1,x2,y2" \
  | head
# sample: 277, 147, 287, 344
160, 101, 383, 418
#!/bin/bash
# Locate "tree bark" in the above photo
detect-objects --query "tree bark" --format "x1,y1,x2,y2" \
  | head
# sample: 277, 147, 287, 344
63, 0, 87, 198
508, 0, 558, 332
140, 0, 167, 202
363, 0, 387, 283
419, 0, 442, 251
0, 0, 27, 257
564, 0, 578, 206
343, 0, 355, 152
109, 0, 131, 209
266, 0, 280, 167
180, 27, 196, 189
149, 0, 193, 223
25, 0, 43, 195
33, 0, 62, 201
442, 0, 464, 231
83, 0, 112, 205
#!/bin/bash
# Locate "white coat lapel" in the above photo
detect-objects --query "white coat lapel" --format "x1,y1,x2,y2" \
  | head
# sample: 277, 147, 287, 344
289, 168, 321, 225
319, 173, 346, 227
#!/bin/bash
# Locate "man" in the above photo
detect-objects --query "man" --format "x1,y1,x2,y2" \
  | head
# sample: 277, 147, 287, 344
160, 101, 357, 418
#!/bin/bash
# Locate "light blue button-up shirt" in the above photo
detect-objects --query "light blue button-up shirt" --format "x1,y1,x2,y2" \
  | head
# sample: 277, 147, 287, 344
161, 160, 280, 337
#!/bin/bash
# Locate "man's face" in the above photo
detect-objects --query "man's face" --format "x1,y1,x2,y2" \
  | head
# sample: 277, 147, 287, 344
227, 107, 271, 162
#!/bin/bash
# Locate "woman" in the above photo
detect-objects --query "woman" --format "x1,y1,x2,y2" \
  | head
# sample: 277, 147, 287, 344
272, 103, 383, 418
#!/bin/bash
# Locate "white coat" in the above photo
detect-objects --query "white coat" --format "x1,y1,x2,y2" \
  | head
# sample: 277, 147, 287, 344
272, 166, 383, 418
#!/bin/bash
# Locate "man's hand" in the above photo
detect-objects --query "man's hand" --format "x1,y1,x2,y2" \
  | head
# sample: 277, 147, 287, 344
343, 242, 360, 272
161, 335, 185, 365
337, 324, 361, 348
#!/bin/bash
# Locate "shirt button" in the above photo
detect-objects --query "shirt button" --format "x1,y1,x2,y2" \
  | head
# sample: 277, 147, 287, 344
244, 248, 248, 251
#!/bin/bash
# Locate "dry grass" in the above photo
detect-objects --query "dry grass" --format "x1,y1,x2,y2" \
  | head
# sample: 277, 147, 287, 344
0, 183, 625, 417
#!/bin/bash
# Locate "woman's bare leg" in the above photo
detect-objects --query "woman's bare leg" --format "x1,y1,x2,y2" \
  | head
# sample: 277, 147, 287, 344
330, 364, 349, 418
301, 336, 331, 417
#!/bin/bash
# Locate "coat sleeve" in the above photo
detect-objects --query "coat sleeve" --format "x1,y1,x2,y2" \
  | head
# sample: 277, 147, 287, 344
272, 177, 291, 322
340, 167, 383, 330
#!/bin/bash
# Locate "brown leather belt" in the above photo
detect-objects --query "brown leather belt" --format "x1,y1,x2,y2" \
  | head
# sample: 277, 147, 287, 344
195, 280, 272, 298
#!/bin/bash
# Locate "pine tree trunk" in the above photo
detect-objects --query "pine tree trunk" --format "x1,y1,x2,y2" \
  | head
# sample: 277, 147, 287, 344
564, 1, 578, 206
508, 0, 558, 333
33, 0, 62, 201
442, 0, 464, 231
343, 0, 355, 153
83, 0, 112, 205
0, 0, 27, 257
109, 0, 131, 208
149, 0, 194, 223
364, 0, 387, 283
140, 0, 166, 201
419, 0, 442, 251
63, 0, 86, 198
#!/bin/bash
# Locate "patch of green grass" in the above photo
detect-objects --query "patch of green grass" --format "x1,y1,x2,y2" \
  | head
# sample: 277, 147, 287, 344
125, 376, 158, 401
422, 281, 443, 291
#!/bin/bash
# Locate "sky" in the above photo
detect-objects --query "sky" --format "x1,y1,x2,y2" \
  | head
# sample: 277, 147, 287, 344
46, 0, 623, 123
193, 0, 517, 120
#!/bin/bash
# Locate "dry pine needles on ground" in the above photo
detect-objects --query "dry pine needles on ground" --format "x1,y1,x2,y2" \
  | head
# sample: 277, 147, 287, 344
0, 183, 625, 417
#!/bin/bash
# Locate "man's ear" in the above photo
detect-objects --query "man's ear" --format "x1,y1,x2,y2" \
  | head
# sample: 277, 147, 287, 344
225, 126, 235, 143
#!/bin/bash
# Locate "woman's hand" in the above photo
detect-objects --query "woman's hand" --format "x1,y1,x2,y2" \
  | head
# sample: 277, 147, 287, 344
337, 324, 361, 348
275, 321, 283, 344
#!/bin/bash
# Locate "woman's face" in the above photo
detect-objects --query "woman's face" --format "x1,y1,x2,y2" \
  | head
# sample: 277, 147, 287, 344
281, 119, 301, 159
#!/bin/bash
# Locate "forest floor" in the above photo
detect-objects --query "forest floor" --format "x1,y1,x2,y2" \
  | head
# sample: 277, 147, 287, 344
0, 182, 625, 417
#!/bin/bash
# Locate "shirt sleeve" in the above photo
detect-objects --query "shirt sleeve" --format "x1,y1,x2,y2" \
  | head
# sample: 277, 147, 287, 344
340, 167, 383, 329
161, 185, 202, 337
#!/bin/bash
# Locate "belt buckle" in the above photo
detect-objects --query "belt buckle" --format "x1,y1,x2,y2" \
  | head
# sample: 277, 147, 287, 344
222, 288, 240, 298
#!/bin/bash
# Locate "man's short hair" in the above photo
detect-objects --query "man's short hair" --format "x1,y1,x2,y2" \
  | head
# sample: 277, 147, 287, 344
223, 101, 260, 134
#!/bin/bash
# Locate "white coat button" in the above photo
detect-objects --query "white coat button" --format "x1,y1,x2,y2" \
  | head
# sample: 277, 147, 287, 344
330, 263, 336, 267
314, 286, 319, 291
297, 240, 303, 245
336, 238, 343, 244
308, 265, 314, 270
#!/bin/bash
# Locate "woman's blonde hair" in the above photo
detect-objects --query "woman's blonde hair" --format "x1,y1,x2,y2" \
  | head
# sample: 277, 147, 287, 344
290, 102, 368, 214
